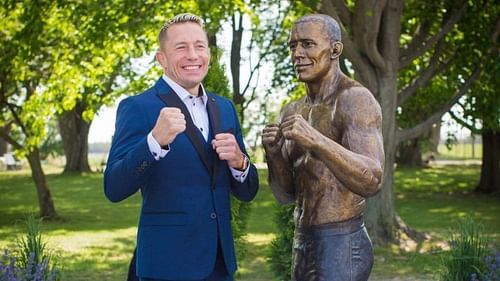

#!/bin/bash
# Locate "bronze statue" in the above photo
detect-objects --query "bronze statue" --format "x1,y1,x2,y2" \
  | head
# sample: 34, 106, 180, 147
262, 14, 384, 281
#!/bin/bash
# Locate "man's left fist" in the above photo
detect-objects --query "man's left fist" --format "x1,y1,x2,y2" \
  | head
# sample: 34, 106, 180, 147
212, 133, 246, 169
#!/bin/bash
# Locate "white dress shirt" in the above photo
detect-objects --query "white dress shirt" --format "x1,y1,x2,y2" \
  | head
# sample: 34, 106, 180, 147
147, 75, 249, 182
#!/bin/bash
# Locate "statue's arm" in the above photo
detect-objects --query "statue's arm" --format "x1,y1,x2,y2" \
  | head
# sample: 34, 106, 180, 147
311, 87, 384, 197
266, 145, 295, 204
262, 105, 296, 204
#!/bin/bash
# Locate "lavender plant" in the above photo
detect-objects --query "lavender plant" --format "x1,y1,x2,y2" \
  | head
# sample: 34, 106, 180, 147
0, 215, 61, 281
471, 248, 500, 281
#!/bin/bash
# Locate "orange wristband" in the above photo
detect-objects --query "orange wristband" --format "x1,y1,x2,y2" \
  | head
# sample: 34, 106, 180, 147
238, 155, 247, 170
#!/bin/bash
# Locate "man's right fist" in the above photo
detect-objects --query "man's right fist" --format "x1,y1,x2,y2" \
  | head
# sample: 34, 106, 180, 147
151, 107, 186, 147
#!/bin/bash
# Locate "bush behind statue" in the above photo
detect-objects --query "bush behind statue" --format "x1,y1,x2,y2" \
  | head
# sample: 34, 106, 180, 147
268, 204, 295, 281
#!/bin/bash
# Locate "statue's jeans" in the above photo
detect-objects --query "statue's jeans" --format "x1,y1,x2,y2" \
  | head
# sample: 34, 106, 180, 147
292, 216, 373, 281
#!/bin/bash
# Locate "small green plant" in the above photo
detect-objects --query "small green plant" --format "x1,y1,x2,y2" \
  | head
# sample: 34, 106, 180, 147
0, 214, 61, 281
441, 215, 489, 281
16, 215, 52, 272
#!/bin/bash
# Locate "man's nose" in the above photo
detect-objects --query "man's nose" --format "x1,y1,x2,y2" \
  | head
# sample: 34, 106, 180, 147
186, 45, 197, 59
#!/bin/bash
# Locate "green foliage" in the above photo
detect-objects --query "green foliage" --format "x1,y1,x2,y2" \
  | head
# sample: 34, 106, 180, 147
204, 52, 232, 100
39, 120, 63, 160
13, 214, 61, 280
440, 215, 490, 281
231, 198, 252, 263
268, 203, 295, 281
398, 0, 499, 134
456, 0, 500, 133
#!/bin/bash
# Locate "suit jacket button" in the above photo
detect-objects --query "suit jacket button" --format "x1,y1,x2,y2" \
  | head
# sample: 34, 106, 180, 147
210, 212, 217, 219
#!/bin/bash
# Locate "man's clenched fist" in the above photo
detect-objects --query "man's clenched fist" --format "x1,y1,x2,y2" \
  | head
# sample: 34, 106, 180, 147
212, 133, 246, 169
151, 107, 186, 147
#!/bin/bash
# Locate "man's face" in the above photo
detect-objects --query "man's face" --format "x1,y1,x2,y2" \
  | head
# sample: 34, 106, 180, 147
289, 22, 333, 83
157, 22, 210, 93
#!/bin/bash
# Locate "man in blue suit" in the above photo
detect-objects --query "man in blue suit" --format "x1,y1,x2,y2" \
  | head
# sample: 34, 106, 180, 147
104, 13, 259, 281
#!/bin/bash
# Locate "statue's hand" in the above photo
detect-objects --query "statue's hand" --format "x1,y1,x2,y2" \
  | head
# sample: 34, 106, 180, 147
280, 114, 318, 150
262, 123, 284, 155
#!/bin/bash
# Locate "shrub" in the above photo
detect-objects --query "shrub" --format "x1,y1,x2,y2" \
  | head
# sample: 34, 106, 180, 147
0, 215, 61, 281
268, 203, 295, 281
441, 215, 489, 281
231, 197, 252, 262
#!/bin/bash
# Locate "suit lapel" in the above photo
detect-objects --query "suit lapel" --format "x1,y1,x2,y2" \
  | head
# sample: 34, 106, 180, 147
154, 80, 211, 171
206, 93, 222, 136
206, 93, 223, 189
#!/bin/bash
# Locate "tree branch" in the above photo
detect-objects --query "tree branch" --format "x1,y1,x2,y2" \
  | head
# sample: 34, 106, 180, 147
399, 2, 467, 69
396, 65, 481, 143
448, 110, 481, 134
397, 40, 453, 106
400, 21, 432, 60
331, 0, 353, 27
361, 0, 388, 70
0, 123, 22, 150
320, 0, 374, 86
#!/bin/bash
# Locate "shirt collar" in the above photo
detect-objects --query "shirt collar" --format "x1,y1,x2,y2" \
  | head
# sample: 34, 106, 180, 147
162, 74, 208, 106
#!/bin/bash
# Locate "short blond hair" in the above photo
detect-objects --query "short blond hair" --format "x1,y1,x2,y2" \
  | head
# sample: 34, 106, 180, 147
158, 13, 206, 49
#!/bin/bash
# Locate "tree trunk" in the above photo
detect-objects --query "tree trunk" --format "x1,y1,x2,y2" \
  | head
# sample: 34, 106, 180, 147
58, 104, 91, 173
476, 130, 500, 193
430, 122, 441, 153
26, 148, 58, 219
230, 13, 245, 123
396, 138, 423, 167
0, 124, 10, 155
365, 74, 398, 244
0, 136, 6, 156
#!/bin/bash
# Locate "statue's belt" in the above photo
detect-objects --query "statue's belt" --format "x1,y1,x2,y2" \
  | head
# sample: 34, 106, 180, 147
296, 216, 364, 236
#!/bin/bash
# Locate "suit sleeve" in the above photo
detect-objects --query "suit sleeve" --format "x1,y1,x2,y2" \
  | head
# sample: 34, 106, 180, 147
227, 101, 259, 202
104, 97, 156, 202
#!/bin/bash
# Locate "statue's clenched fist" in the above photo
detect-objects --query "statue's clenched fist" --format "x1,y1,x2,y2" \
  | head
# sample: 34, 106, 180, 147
262, 123, 283, 155
151, 107, 186, 147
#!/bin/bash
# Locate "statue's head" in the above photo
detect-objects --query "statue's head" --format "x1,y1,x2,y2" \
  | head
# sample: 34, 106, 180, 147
289, 14, 343, 83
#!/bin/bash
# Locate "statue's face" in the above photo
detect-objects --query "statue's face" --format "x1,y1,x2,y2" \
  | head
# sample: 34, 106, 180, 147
289, 21, 333, 82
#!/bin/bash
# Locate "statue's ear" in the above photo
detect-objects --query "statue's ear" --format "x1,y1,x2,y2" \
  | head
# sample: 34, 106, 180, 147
330, 41, 343, 59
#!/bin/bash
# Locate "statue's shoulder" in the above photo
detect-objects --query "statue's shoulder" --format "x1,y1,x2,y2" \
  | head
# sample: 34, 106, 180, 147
281, 96, 306, 117
336, 77, 381, 124
336, 74, 364, 95
337, 75, 377, 106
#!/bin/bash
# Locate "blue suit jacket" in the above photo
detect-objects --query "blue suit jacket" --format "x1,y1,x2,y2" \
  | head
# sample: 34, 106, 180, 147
104, 78, 259, 280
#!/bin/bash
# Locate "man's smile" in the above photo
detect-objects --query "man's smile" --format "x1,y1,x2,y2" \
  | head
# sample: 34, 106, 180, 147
182, 65, 202, 70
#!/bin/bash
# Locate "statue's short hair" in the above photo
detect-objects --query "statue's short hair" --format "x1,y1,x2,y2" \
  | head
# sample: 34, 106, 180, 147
295, 14, 341, 42
158, 13, 206, 49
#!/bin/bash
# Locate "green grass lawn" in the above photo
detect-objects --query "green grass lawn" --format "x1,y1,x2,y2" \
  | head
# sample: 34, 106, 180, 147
1, 164, 499, 280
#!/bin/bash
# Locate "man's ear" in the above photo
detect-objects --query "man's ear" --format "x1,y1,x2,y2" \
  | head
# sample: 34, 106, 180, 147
156, 51, 166, 68
330, 41, 343, 59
